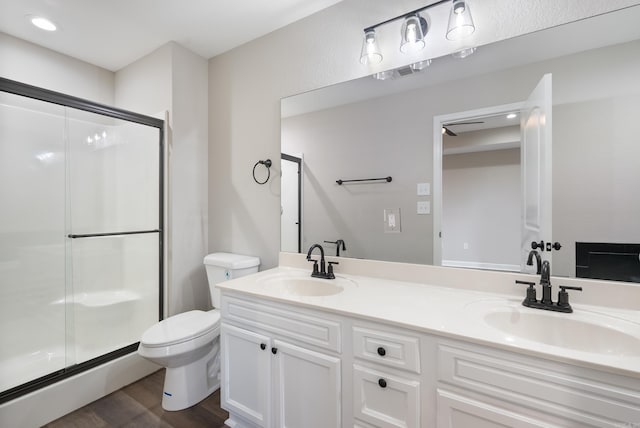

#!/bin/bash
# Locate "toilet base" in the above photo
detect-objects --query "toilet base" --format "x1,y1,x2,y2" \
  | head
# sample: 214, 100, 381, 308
161, 338, 220, 411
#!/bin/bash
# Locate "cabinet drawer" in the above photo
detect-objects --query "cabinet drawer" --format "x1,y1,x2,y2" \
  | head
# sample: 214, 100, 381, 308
353, 325, 420, 373
353, 364, 420, 428
222, 295, 341, 352
438, 343, 640, 426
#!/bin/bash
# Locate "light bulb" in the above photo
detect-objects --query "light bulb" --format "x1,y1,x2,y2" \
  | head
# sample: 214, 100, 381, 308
30, 16, 57, 31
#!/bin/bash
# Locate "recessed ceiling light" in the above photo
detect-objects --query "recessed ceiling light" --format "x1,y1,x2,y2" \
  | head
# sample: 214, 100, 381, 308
29, 15, 57, 32
506, 113, 517, 119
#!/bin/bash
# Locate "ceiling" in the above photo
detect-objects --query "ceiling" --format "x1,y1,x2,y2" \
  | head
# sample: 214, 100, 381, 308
0, 0, 343, 71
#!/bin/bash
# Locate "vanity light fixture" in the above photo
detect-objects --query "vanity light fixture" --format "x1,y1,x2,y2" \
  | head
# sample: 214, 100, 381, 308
360, 0, 477, 65
29, 15, 57, 32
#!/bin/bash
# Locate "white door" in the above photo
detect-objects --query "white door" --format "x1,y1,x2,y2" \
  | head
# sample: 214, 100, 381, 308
221, 324, 272, 427
281, 154, 301, 253
520, 74, 552, 270
273, 340, 341, 428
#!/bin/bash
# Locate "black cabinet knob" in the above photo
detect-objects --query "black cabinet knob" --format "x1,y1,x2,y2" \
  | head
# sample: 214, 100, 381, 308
260, 343, 266, 350
378, 378, 387, 388
377, 347, 386, 357
271, 347, 278, 355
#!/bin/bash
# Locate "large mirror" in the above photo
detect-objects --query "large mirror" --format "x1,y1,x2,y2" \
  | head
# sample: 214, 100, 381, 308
281, 6, 640, 282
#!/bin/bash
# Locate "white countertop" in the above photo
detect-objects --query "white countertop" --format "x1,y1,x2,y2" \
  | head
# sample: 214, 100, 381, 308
217, 258, 640, 378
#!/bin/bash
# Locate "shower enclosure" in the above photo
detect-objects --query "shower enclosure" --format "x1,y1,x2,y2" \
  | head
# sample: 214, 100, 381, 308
0, 78, 163, 403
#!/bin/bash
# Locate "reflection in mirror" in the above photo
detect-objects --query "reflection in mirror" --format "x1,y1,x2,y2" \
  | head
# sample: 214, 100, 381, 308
281, 6, 640, 282
440, 112, 522, 272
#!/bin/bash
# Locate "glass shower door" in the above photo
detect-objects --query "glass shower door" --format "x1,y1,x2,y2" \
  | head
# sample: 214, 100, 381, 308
66, 109, 161, 365
1, 77, 163, 402
0, 92, 67, 392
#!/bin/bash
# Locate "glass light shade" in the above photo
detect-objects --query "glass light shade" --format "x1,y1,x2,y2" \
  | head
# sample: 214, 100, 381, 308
410, 59, 432, 71
373, 70, 395, 80
451, 46, 476, 59
400, 14, 427, 54
446, 0, 475, 40
360, 30, 383, 65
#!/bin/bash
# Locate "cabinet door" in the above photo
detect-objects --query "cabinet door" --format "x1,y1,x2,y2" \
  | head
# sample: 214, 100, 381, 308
437, 389, 565, 428
353, 364, 420, 428
273, 340, 341, 428
221, 323, 272, 427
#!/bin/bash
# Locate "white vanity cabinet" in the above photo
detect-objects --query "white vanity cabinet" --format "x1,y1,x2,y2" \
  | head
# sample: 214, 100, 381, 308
436, 342, 640, 428
220, 295, 342, 428
219, 288, 640, 428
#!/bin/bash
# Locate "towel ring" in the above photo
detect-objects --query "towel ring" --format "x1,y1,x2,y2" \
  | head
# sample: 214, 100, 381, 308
253, 159, 272, 184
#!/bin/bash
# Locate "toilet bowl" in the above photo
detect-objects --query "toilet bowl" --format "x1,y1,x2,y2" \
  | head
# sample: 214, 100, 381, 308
138, 310, 221, 411
137, 252, 260, 411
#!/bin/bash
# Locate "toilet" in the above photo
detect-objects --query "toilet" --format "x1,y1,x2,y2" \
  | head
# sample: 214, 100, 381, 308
138, 252, 260, 411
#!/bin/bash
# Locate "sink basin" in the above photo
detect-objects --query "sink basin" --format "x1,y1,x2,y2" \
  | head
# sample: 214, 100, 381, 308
259, 274, 356, 297
467, 300, 640, 356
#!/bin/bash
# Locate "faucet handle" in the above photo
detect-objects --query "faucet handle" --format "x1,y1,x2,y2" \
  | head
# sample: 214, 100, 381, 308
557, 285, 582, 311
327, 261, 338, 279
515, 280, 537, 305
308, 258, 319, 274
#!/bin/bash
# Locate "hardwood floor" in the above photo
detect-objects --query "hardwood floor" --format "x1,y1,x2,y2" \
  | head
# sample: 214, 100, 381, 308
43, 370, 229, 428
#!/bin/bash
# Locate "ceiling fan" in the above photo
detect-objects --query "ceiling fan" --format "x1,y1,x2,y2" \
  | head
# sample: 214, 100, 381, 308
442, 120, 484, 136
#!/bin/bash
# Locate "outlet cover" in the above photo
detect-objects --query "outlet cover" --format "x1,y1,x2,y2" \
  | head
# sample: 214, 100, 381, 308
417, 201, 430, 215
417, 182, 431, 196
384, 208, 401, 233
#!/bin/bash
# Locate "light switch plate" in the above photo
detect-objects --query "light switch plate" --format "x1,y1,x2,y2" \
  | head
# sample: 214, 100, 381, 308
417, 201, 430, 215
417, 182, 430, 196
384, 208, 401, 233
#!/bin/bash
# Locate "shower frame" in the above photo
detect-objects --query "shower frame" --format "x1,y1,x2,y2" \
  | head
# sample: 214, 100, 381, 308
0, 77, 165, 404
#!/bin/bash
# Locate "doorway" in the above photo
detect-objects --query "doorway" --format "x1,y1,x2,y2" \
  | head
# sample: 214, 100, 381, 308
281, 153, 302, 253
433, 102, 524, 270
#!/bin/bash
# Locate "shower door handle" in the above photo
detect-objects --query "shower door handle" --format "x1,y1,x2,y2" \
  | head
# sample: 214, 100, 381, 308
68, 229, 160, 239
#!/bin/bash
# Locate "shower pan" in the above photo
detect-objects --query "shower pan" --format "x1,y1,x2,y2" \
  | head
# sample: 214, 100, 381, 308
0, 78, 164, 404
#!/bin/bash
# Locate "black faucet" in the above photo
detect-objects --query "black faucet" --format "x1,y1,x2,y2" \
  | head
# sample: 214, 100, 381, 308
324, 239, 347, 256
539, 260, 553, 305
526, 250, 542, 274
306, 244, 336, 279
515, 260, 582, 313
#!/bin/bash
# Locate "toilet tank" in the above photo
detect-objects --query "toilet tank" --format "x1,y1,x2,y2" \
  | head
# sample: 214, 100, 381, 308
203, 252, 260, 308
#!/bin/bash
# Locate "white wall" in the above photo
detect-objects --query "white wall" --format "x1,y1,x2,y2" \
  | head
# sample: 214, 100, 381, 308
114, 44, 172, 115
207, 0, 640, 270
0, 33, 114, 104
115, 42, 209, 314
168, 45, 210, 312
442, 148, 521, 269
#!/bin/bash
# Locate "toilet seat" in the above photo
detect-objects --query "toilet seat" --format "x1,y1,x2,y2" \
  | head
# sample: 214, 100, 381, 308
141, 310, 221, 348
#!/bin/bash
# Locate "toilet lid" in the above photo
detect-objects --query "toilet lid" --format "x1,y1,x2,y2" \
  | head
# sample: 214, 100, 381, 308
141, 310, 220, 347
